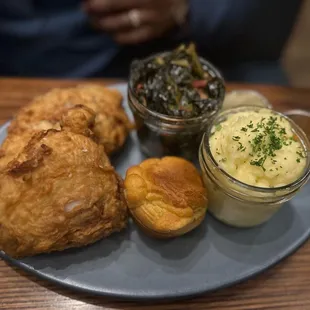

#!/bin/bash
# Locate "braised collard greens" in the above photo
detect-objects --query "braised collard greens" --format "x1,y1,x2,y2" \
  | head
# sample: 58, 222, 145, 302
131, 43, 225, 118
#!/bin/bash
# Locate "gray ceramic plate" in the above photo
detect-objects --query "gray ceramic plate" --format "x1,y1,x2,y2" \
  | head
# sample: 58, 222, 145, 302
0, 83, 310, 300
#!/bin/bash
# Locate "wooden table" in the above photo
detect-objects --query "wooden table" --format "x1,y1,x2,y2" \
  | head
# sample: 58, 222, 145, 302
0, 78, 310, 310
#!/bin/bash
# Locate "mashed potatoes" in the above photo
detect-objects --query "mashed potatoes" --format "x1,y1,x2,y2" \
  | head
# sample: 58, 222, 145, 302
210, 109, 307, 188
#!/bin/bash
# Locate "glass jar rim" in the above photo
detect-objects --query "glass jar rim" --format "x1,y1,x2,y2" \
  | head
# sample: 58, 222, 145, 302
224, 89, 273, 109
200, 106, 310, 193
128, 52, 225, 124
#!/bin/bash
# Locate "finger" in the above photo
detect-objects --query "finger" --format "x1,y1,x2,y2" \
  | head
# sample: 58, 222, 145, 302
95, 10, 158, 32
88, 18, 101, 31
113, 26, 158, 45
85, 0, 147, 14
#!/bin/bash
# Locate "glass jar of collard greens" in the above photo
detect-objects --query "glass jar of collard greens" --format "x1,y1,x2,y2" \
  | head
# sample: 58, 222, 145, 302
128, 43, 225, 161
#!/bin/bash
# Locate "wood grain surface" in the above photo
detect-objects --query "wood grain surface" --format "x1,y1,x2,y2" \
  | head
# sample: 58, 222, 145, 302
0, 78, 309, 310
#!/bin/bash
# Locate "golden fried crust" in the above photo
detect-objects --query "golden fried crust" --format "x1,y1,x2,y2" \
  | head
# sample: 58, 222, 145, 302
124, 157, 207, 238
8, 84, 133, 154
0, 130, 128, 258
60, 104, 96, 138
0, 131, 34, 171
0, 106, 96, 171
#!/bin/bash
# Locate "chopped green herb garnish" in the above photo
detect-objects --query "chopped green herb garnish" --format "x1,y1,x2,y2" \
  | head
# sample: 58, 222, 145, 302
232, 136, 240, 141
297, 158, 301, 163
229, 114, 301, 171
279, 128, 286, 135
250, 157, 266, 171
297, 151, 306, 158
237, 142, 246, 152
248, 115, 290, 171
216, 124, 222, 132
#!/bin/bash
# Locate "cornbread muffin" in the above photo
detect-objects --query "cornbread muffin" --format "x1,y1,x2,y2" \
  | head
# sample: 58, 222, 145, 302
124, 157, 208, 238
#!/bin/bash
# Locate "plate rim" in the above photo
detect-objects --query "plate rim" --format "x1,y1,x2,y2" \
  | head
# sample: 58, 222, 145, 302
1, 227, 309, 301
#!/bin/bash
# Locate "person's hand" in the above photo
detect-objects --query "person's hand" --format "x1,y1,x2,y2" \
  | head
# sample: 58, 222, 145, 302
83, 0, 188, 45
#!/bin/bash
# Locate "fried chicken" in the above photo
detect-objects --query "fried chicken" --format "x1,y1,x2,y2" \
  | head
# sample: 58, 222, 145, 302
0, 105, 95, 169
0, 106, 128, 258
8, 84, 133, 154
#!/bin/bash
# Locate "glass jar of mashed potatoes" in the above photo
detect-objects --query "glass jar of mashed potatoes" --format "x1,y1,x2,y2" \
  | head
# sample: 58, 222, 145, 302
199, 107, 310, 227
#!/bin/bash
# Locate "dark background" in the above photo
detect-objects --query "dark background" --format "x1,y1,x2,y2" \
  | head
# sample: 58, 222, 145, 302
284, 0, 310, 87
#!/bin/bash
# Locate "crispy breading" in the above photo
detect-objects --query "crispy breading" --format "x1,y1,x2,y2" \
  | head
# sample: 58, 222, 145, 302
0, 132, 34, 170
0, 107, 128, 258
0, 106, 96, 170
8, 84, 133, 154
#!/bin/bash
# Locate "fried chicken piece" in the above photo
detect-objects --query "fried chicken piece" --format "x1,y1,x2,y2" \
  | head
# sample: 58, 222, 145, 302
0, 108, 127, 258
0, 105, 96, 170
0, 132, 34, 168
8, 84, 133, 154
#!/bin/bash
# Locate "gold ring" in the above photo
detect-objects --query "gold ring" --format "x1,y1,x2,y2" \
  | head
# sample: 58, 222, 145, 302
128, 9, 141, 28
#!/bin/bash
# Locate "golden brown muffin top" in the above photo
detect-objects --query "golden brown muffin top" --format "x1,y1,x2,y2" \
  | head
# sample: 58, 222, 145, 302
125, 157, 207, 236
